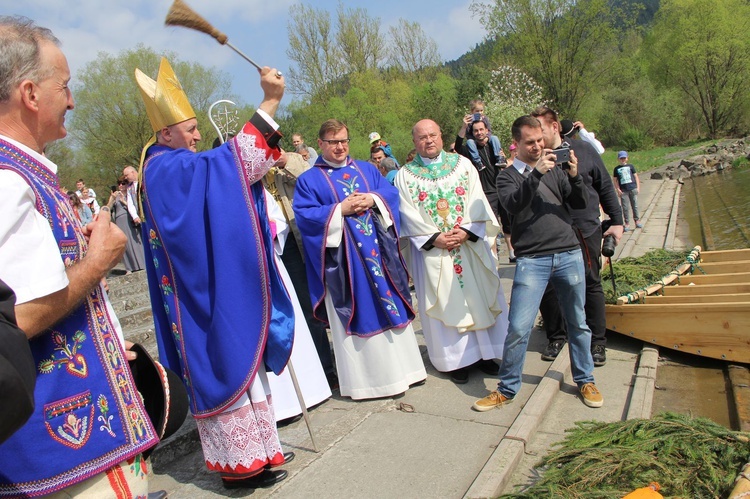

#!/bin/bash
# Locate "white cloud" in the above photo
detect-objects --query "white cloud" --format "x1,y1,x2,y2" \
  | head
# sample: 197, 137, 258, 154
422, 1, 487, 61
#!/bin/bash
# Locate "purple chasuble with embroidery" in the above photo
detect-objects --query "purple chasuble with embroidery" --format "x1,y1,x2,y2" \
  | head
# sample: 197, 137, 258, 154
293, 157, 414, 336
140, 120, 294, 418
0, 139, 158, 497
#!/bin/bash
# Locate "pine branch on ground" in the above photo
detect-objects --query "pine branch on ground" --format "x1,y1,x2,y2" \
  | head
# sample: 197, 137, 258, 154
501, 412, 750, 498
603, 249, 688, 304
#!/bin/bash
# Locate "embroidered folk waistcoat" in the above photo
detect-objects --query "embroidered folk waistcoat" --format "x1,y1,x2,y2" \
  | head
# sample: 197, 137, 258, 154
0, 139, 158, 497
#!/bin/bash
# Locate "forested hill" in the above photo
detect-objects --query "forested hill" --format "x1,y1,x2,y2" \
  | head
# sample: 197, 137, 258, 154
446, 0, 660, 72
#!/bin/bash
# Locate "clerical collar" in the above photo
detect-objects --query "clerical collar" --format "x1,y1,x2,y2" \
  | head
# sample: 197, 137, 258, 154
419, 151, 443, 165
321, 156, 348, 168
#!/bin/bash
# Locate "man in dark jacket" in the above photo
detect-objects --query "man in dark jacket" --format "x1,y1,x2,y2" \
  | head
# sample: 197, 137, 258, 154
0, 279, 35, 444
531, 106, 624, 366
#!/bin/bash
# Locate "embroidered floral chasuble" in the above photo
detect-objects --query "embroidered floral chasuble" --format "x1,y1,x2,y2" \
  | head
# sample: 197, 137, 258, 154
395, 152, 504, 332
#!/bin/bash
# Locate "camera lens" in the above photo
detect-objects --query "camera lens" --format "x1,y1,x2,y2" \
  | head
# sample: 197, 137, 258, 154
601, 235, 616, 257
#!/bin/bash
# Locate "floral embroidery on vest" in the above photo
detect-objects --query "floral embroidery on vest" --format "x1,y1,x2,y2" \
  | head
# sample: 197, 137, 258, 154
0, 138, 157, 496
97, 394, 116, 437
44, 392, 95, 449
38, 330, 88, 378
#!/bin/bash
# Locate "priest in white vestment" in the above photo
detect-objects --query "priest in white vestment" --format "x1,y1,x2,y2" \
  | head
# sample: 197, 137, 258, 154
395, 119, 509, 384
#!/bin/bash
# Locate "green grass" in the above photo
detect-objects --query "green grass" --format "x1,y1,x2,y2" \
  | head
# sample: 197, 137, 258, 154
601, 139, 716, 175
732, 156, 750, 169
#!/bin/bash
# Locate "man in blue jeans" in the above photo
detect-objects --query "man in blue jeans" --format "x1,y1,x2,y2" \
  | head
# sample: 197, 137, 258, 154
473, 115, 603, 410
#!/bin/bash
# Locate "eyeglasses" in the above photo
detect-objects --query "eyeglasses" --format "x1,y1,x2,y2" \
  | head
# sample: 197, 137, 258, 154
321, 138, 350, 146
415, 133, 440, 143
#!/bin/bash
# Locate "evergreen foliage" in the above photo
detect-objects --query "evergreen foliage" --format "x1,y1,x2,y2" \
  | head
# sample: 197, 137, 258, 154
602, 248, 687, 303
501, 412, 750, 498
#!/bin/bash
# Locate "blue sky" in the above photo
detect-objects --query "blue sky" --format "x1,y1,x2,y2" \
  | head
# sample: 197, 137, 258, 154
4, 0, 487, 107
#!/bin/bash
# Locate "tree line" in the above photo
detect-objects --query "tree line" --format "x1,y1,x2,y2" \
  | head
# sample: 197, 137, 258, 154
51, 0, 750, 201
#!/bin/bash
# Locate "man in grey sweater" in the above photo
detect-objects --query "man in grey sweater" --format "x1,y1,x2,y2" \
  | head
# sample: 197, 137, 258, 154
473, 115, 603, 411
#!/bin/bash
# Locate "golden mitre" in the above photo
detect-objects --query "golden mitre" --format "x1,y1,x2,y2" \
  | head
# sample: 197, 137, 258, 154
135, 57, 196, 132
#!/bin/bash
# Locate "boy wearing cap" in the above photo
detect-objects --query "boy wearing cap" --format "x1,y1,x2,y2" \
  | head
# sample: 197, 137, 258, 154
613, 151, 642, 231
369, 132, 400, 167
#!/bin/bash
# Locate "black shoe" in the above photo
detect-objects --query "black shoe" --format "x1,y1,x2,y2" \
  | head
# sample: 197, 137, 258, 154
541, 339, 566, 361
266, 451, 294, 469
475, 359, 499, 376
591, 345, 607, 366
326, 371, 339, 391
277, 414, 302, 427
222, 469, 288, 489
410, 378, 426, 387
450, 367, 469, 384
148, 491, 168, 499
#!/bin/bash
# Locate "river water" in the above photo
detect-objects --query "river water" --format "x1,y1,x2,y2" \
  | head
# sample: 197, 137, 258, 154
680, 167, 750, 250
654, 166, 750, 430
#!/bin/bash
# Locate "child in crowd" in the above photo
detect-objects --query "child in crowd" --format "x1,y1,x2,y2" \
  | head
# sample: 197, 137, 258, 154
613, 151, 642, 231
464, 99, 504, 169
368, 132, 399, 167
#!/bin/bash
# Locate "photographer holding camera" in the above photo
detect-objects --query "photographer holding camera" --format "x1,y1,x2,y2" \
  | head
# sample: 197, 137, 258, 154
483, 115, 605, 410
530, 106, 624, 366
455, 103, 509, 254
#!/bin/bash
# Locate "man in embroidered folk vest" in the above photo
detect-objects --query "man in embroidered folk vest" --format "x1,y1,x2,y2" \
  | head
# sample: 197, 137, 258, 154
135, 58, 295, 489
0, 16, 160, 497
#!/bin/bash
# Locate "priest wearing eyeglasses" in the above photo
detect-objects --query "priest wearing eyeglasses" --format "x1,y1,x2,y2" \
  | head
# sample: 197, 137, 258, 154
293, 119, 426, 400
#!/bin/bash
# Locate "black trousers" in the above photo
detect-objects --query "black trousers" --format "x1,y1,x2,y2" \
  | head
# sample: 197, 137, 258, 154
280, 234, 335, 374
539, 227, 607, 347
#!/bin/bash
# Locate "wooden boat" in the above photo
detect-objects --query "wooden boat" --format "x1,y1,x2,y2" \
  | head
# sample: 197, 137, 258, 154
605, 246, 750, 362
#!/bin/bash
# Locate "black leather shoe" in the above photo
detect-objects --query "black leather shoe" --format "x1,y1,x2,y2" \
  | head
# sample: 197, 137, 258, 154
591, 344, 607, 366
450, 367, 469, 384
222, 469, 288, 489
541, 339, 566, 361
277, 414, 302, 427
475, 359, 499, 375
266, 451, 295, 468
147, 491, 168, 499
326, 371, 339, 390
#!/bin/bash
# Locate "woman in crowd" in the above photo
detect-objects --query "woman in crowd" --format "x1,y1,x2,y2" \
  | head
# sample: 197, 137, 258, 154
80, 187, 100, 216
107, 176, 145, 274
67, 190, 93, 225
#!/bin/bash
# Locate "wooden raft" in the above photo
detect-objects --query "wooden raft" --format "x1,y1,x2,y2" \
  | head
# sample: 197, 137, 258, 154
605, 247, 750, 362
